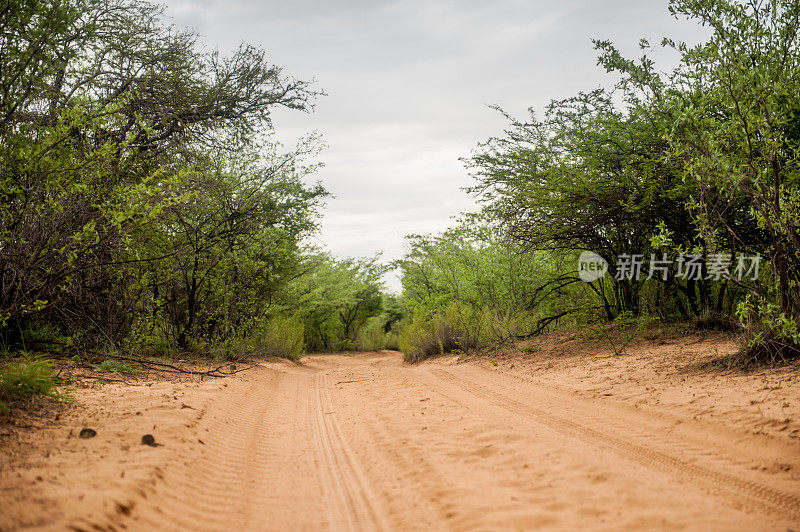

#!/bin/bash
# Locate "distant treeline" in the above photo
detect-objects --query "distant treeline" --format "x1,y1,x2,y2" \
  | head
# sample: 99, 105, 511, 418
0, 0, 400, 363
398, 0, 800, 363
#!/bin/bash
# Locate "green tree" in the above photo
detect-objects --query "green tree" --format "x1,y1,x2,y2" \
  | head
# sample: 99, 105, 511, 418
466, 90, 708, 318
597, 0, 800, 358
397, 220, 593, 360
294, 256, 387, 352
0, 0, 320, 351
130, 140, 327, 349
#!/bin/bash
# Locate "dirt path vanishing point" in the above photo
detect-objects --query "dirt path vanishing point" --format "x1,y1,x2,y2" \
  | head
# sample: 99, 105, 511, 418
3, 351, 800, 531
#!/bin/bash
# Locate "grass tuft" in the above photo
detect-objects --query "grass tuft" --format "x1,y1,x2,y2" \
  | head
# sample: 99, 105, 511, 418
94, 360, 139, 374
0, 358, 61, 402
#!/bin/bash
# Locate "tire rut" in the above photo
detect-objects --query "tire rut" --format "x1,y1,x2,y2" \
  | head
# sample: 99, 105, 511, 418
429, 367, 800, 521
310, 371, 387, 532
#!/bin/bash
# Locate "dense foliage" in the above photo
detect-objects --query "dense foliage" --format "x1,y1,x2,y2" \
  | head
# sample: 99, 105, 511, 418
399, 0, 800, 363
397, 221, 595, 361
0, 0, 394, 376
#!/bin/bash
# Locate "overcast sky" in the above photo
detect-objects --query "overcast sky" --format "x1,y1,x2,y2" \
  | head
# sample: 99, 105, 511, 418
164, 0, 709, 292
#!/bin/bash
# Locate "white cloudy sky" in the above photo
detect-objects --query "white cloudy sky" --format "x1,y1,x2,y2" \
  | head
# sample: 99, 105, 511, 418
164, 0, 708, 291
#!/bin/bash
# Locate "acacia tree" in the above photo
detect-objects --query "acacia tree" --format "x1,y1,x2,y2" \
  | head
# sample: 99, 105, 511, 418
0, 0, 321, 349
294, 256, 386, 352
597, 0, 800, 358
128, 141, 328, 349
466, 90, 710, 318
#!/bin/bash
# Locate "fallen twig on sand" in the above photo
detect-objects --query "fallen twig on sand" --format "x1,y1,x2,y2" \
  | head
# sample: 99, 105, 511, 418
102, 355, 259, 378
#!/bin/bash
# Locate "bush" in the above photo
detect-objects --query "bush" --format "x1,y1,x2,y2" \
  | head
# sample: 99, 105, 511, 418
399, 308, 463, 363
0, 358, 61, 402
203, 316, 306, 361
252, 316, 305, 360
735, 297, 800, 364
356, 317, 389, 351
399, 301, 532, 362
398, 317, 438, 362
94, 360, 139, 374
385, 331, 400, 351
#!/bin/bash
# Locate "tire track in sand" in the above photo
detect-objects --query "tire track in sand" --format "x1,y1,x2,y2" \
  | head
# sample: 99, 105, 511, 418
73, 366, 387, 531
429, 367, 800, 522
67, 370, 280, 530
310, 371, 387, 532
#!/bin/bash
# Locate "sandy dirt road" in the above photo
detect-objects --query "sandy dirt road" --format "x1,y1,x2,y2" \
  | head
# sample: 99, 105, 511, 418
4, 351, 800, 531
